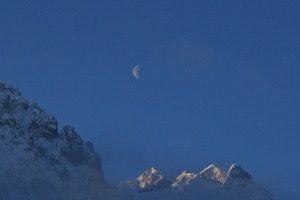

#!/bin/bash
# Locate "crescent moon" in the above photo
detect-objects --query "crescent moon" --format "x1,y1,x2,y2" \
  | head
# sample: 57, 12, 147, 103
133, 65, 140, 79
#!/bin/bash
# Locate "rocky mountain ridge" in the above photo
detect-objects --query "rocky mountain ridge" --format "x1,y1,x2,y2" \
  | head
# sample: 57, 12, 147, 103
0, 82, 106, 200
116, 164, 273, 200
0, 82, 274, 200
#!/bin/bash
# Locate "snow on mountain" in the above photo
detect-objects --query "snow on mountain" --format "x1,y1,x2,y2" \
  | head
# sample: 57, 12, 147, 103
117, 167, 172, 196
171, 171, 198, 191
170, 164, 226, 192
0, 82, 275, 200
118, 164, 274, 200
137, 167, 172, 192
224, 164, 252, 185
199, 164, 227, 183
0, 82, 106, 200
221, 164, 274, 200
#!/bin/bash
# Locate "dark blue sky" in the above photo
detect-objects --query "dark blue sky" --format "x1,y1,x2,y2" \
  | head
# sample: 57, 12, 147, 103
1, 1, 299, 199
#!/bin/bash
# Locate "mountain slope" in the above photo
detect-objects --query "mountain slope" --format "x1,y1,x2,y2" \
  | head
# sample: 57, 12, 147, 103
117, 164, 274, 200
0, 82, 106, 200
0, 82, 275, 200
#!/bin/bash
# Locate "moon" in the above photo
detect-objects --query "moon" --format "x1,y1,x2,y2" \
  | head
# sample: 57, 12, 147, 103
133, 65, 140, 79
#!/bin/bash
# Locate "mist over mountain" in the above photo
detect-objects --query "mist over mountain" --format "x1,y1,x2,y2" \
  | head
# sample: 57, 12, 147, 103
0, 82, 274, 200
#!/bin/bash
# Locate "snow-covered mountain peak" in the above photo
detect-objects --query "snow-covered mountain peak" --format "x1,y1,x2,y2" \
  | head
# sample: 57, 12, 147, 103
176, 171, 198, 181
136, 168, 172, 192
137, 167, 159, 180
0, 82, 275, 200
137, 167, 161, 188
0, 82, 28, 109
199, 164, 227, 183
0, 82, 28, 123
172, 171, 198, 190
60, 125, 83, 145
0, 82, 105, 200
224, 164, 252, 185
0, 82, 58, 140
116, 167, 173, 195
172, 164, 227, 190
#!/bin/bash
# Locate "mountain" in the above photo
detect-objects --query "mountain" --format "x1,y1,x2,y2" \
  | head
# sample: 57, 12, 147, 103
117, 167, 172, 196
0, 82, 106, 200
118, 164, 274, 200
0, 82, 274, 200
200, 164, 227, 183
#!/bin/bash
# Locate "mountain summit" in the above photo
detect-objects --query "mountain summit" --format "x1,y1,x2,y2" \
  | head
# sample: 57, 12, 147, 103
118, 164, 273, 200
199, 164, 227, 183
0, 82, 274, 200
0, 82, 106, 200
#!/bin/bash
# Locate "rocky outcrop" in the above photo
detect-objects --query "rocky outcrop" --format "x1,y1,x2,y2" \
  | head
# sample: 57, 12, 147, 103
137, 168, 172, 192
118, 164, 274, 200
224, 164, 252, 185
0, 82, 106, 200
0, 82, 275, 200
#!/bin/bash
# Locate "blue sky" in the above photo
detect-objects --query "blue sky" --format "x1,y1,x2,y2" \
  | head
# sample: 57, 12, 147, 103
1, 1, 300, 199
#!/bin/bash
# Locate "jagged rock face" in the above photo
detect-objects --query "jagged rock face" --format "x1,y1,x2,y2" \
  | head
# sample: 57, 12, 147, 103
199, 164, 227, 183
172, 171, 198, 191
0, 82, 275, 200
118, 164, 274, 200
117, 168, 172, 195
137, 168, 172, 192
0, 82, 105, 200
224, 164, 252, 185
171, 164, 226, 192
